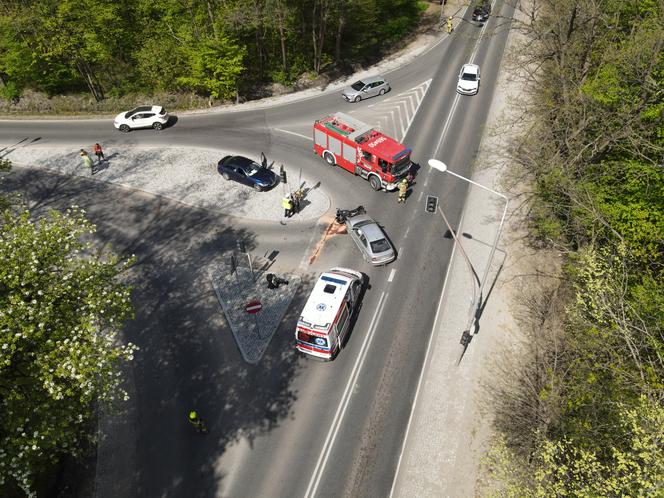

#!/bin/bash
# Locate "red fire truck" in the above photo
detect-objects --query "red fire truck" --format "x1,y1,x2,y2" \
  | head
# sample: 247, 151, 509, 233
313, 112, 412, 191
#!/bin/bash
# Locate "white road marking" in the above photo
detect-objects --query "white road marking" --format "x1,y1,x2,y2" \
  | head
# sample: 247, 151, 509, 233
389, 2, 496, 495
418, 191, 423, 201
388, 206, 469, 498
275, 128, 312, 141
401, 79, 431, 140
388, 269, 396, 282
305, 291, 389, 498
433, 94, 460, 158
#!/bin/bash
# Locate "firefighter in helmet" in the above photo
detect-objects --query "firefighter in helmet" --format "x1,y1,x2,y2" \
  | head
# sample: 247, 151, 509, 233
398, 178, 408, 203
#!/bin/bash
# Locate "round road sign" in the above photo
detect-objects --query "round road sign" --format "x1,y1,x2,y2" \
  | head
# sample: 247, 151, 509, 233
245, 301, 262, 314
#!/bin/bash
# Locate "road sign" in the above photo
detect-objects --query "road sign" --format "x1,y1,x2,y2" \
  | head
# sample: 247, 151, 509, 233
245, 301, 262, 314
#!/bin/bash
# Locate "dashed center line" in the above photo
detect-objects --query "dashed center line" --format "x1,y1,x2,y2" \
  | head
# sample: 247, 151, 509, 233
388, 269, 396, 282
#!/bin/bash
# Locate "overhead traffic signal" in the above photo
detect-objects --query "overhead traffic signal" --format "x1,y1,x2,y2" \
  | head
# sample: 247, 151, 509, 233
425, 195, 438, 213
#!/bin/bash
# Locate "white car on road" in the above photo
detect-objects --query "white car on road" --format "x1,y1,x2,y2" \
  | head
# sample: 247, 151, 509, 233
457, 64, 480, 95
114, 105, 169, 132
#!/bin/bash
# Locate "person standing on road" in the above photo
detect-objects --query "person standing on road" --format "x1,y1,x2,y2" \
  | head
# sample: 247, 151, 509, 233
282, 195, 293, 218
93, 143, 104, 163
188, 411, 208, 433
398, 178, 408, 203
80, 149, 94, 175
292, 190, 302, 214
446, 16, 453, 34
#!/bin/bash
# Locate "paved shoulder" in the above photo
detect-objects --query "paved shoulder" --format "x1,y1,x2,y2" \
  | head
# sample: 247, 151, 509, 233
1, 146, 330, 222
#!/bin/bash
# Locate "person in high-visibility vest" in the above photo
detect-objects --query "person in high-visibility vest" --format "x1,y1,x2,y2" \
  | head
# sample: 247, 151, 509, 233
446, 16, 454, 34
188, 410, 208, 433
282, 196, 293, 218
80, 149, 94, 174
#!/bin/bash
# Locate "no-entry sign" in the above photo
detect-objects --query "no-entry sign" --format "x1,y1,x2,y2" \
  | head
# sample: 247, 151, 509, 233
245, 300, 262, 314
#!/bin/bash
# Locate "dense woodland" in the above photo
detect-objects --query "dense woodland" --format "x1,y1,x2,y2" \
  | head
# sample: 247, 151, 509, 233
485, 0, 663, 495
0, 0, 424, 106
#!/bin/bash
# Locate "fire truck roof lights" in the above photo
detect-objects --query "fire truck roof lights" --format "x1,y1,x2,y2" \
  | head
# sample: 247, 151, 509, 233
392, 148, 412, 161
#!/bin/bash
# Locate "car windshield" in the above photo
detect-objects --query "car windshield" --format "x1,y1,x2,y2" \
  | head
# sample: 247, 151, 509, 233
461, 72, 477, 81
351, 80, 365, 91
354, 220, 374, 229
297, 330, 329, 347
370, 238, 391, 253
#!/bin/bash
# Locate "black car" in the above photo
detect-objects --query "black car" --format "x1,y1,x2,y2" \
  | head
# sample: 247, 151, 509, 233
217, 154, 278, 191
472, 3, 491, 23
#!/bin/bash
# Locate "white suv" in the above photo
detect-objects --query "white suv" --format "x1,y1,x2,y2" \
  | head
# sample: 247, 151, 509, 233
114, 106, 169, 132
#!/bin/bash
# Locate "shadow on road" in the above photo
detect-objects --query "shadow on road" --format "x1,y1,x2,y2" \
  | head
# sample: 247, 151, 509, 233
1, 166, 313, 497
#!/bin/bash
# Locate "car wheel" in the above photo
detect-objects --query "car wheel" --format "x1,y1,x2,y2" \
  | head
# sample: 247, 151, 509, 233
379, 89, 386, 96
119, 124, 130, 133
252, 183, 262, 191
152, 122, 163, 130
369, 175, 381, 191
222, 172, 230, 180
354, 96, 361, 103
323, 152, 336, 166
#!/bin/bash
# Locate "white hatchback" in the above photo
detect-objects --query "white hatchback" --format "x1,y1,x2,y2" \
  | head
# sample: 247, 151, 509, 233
457, 64, 480, 95
114, 105, 169, 132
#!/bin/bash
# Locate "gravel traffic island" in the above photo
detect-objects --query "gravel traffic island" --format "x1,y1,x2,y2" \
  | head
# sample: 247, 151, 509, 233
1, 146, 330, 222
210, 263, 300, 364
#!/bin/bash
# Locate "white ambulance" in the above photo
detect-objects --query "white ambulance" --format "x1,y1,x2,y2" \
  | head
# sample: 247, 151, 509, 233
295, 267, 364, 360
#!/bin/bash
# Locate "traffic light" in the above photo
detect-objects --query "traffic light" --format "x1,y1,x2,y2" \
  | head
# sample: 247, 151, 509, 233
425, 195, 438, 213
280, 165, 287, 184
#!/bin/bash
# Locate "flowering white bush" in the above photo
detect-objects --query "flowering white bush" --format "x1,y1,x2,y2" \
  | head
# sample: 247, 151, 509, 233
0, 208, 136, 495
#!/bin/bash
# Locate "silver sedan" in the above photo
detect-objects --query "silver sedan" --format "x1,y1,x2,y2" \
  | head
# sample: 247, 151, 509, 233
346, 214, 396, 266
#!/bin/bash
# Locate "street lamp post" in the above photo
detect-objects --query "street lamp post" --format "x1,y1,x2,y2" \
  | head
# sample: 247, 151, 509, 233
437, 201, 479, 319
428, 159, 509, 345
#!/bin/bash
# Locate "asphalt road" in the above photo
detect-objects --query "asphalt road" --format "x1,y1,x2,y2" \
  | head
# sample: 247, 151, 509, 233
0, 1, 514, 496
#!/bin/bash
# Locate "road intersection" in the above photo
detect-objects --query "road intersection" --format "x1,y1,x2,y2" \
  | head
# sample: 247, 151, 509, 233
0, 1, 519, 496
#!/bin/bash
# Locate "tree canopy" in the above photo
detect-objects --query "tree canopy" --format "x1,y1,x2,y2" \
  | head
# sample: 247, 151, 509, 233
484, 0, 663, 495
0, 207, 136, 496
0, 0, 424, 101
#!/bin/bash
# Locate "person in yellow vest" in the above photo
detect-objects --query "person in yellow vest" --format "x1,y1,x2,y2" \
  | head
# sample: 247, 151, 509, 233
446, 16, 453, 34
188, 410, 208, 433
282, 195, 293, 218
80, 149, 94, 174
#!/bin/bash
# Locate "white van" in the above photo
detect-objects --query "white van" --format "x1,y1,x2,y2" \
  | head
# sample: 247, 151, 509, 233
295, 268, 364, 360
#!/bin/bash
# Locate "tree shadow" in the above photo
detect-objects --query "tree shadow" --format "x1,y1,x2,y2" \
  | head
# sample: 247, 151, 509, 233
1, 166, 313, 497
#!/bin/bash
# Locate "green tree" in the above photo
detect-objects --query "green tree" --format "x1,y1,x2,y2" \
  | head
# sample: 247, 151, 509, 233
177, 37, 246, 99
484, 396, 664, 497
0, 208, 136, 496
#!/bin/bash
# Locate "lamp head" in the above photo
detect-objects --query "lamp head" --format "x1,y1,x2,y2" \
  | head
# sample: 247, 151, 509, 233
428, 159, 448, 172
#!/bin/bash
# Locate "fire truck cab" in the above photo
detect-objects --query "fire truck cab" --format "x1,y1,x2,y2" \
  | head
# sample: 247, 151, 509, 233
313, 112, 412, 191
295, 267, 364, 360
